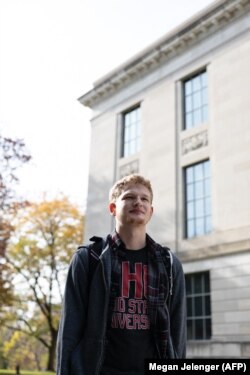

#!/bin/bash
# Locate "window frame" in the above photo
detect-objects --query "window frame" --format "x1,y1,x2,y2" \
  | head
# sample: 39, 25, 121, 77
183, 70, 208, 130
185, 271, 212, 341
121, 105, 141, 158
184, 160, 212, 239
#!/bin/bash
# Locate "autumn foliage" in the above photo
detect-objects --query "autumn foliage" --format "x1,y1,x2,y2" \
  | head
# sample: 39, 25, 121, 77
0, 134, 31, 321
3, 196, 84, 370
0, 133, 86, 370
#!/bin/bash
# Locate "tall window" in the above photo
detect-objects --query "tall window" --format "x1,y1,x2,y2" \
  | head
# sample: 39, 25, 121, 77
122, 106, 141, 158
184, 71, 208, 129
184, 160, 211, 238
186, 271, 212, 340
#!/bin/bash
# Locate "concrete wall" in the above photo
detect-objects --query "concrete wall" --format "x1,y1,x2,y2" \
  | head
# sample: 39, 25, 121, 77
85, 112, 117, 239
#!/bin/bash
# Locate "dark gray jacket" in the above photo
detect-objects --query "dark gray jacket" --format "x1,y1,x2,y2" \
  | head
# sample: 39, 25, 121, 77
56, 237, 186, 375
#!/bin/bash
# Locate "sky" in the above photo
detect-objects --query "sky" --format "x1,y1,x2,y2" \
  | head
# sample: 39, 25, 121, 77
0, 0, 214, 211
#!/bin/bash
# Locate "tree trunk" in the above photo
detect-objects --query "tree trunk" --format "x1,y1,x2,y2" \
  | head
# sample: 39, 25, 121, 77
47, 330, 58, 371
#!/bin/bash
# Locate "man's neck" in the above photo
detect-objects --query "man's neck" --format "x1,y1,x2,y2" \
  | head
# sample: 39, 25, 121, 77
116, 225, 147, 250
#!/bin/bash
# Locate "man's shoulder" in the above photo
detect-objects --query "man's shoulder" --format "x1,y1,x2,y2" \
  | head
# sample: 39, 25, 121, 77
157, 244, 184, 280
77, 235, 110, 257
159, 244, 182, 263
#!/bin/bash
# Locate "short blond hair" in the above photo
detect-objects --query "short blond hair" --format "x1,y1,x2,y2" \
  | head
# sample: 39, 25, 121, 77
109, 174, 153, 203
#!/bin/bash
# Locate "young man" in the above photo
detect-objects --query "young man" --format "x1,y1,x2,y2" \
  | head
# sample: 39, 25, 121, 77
57, 174, 186, 375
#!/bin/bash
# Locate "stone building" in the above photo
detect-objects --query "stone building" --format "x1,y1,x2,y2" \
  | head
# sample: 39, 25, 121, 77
79, 0, 250, 358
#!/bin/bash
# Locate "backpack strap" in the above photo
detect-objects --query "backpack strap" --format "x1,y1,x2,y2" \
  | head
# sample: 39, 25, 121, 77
160, 246, 174, 308
88, 236, 105, 279
77, 236, 106, 294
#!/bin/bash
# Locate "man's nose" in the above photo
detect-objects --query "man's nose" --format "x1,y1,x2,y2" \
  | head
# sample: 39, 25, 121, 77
133, 196, 143, 205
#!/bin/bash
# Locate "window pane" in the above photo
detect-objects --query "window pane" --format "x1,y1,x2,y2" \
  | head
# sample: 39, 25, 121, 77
136, 108, 140, 121
201, 71, 207, 88
195, 199, 204, 217
204, 160, 210, 177
194, 273, 203, 294
136, 121, 141, 138
194, 296, 203, 316
124, 143, 129, 157
124, 113, 130, 126
202, 88, 208, 105
193, 75, 201, 91
130, 109, 136, 123
186, 167, 194, 183
187, 320, 193, 340
186, 278, 192, 295
196, 218, 205, 236
185, 272, 211, 340
193, 109, 202, 125
204, 179, 210, 196
124, 125, 129, 142
195, 319, 204, 339
130, 123, 136, 139
185, 113, 193, 129
185, 81, 192, 95
205, 295, 211, 315
205, 318, 212, 339
187, 184, 194, 201
204, 272, 210, 293
185, 161, 211, 238
194, 163, 203, 181
205, 216, 212, 233
185, 95, 192, 112
205, 197, 211, 215
183, 70, 208, 130
193, 91, 201, 109
187, 298, 193, 316
195, 181, 204, 199
130, 140, 136, 155
187, 202, 194, 219
122, 107, 140, 157
187, 220, 195, 238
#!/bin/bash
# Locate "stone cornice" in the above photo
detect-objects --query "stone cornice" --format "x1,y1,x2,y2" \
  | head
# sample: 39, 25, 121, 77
78, 0, 250, 109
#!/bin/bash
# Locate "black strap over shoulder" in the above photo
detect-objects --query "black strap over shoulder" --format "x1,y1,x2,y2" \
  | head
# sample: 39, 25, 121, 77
160, 246, 174, 308
77, 236, 106, 294
88, 235, 111, 288
88, 236, 105, 279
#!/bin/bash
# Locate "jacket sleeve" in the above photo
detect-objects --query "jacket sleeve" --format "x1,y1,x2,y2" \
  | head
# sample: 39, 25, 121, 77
56, 248, 89, 375
169, 254, 187, 358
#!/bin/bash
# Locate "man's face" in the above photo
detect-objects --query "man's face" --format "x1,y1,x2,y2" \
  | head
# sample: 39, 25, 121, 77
109, 183, 153, 227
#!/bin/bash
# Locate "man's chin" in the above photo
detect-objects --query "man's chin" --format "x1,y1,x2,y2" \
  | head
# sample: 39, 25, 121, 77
127, 217, 147, 225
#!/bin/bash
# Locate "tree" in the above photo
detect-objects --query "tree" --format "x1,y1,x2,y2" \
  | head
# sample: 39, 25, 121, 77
4, 196, 84, 371
3, 330, 47, 371
0, 134, 31, 310
0, 134, 31, 212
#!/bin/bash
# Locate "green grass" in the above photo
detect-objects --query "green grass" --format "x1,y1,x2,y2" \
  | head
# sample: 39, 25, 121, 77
0, 371, 55, 375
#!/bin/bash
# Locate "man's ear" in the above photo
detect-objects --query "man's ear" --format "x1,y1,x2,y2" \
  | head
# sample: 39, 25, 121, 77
109, 202, 116, 216
150, 205, 154, 218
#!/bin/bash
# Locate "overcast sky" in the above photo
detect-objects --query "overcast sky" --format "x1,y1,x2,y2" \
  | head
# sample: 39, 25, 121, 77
0, 0, 214, 210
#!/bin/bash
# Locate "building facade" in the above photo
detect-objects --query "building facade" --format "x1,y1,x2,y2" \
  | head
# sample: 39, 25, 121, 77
79, 0, 250, 358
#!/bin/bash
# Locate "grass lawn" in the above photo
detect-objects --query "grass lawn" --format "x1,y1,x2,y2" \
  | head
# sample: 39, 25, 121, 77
0, 371, 55, 375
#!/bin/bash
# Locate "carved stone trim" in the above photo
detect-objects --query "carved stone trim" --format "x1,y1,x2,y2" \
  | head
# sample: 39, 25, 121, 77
119, 159, 139, 178
182, 129, 208, 155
